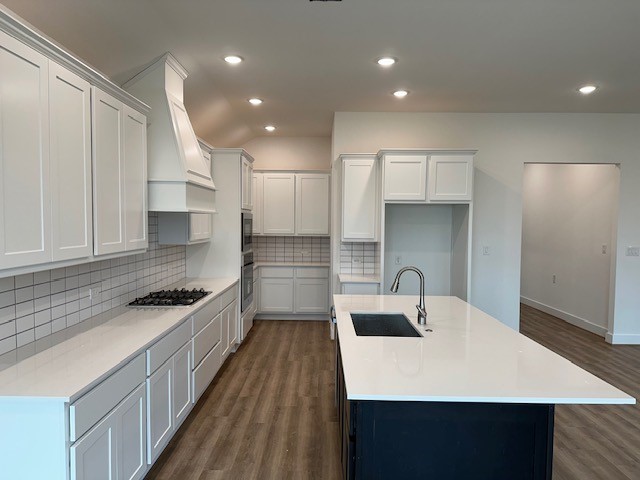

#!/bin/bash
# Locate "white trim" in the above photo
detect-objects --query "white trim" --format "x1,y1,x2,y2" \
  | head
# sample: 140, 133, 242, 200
520, 296, 608, 337
605, 332, 640, 345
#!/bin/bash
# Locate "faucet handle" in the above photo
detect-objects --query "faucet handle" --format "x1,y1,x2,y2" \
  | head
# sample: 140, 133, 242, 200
416, 304, 427, 325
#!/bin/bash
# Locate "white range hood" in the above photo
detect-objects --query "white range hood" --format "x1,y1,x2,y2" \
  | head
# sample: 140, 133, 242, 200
124, 53, 216, 213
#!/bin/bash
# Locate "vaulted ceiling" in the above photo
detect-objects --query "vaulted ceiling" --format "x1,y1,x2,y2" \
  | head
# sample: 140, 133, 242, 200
3, 0, 640, 146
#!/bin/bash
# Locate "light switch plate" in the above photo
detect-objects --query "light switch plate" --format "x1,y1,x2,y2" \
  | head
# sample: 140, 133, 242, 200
626, 246, 640, 257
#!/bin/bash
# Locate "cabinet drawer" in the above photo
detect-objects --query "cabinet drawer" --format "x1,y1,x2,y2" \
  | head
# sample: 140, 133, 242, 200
146, 320, 191, 376
192, 341, 222, 402
192, 296, 221, 335
70, 353, 145, 441
192, 315, 221, 368
219, 285, 237, 309
261, 267, 294, 278
295, 267, 329, 279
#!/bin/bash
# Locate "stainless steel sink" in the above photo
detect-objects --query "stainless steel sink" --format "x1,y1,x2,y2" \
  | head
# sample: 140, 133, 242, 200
350, 313, 422, 337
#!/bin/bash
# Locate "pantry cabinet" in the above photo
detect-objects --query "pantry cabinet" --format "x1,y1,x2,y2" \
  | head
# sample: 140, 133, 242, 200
93, 88, 148, 256
0, 30, 51, 269
341, 155, 379, 242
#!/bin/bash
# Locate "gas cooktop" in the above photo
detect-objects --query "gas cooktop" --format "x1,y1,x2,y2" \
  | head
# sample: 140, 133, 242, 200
128, 288, 211, 308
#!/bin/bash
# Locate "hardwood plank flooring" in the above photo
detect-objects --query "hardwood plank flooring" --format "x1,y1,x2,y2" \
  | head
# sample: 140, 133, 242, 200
520, 303, 640, 479
147, 309, 640, 479
145, 320, 341, 480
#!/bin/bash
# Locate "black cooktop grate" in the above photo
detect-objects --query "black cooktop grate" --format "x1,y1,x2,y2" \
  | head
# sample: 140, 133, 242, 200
128, 288, 211, 307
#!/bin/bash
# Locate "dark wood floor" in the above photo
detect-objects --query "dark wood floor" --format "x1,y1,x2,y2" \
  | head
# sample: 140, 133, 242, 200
147, 309, 640, 479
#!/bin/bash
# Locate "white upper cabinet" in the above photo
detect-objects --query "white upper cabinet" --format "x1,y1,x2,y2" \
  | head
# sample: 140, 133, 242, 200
342, 155, 378, 242
428, 155, 474, 202
295, 174, 330, 235
0, 31, 51, 269
241, 156, 253, 211
262, 173, 296, 235
123, 106, 148, 251
49, 62, 93, 262
92, 88, 125, 255
252, 173, 263, 234
93, 88, 147, 256
383, 154, 428, 202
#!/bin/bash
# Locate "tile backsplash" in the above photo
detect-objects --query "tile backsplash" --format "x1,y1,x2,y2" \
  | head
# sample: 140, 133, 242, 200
254, 236, 330, 263
339, 242, 380, 275
0, 213, 186, 356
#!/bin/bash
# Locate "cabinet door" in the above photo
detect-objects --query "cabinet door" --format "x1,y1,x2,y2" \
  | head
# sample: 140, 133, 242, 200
295, 278, 329, 313
428, 155, 474, 202
172, 341, 192, 429
146, 358, 172, 464
49, 62, 93, 262
383, 154, 427, 201
254, 278, 260, 314
252, 173, 263, 234
262, 174, 295, 234
342, 157, 378, 241
116, 383, 147, 480
296, 174, 330, 235
92, 87, 125, 255
220, 304, 230, 360
123, 105, 148, 251
241, 158, 253, 210
70, 410, 117, 480
0, 31, 51, 269
188, 213, 212, 243
259, 278, 294, 313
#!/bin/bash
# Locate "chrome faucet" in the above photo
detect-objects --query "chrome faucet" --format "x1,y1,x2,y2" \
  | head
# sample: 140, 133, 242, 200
390, 266, 427, 325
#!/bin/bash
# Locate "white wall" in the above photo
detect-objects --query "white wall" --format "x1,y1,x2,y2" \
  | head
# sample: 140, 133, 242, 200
384, 204, 453, 296
521, 164, 619, 336
242, 136, 331, 170
331, 112, 640, 342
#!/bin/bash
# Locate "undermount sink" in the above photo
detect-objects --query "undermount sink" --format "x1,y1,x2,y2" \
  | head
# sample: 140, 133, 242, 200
350, 313, 422, 337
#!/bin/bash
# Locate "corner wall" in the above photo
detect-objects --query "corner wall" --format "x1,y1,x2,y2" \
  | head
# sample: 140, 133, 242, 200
331, 112, 640, 341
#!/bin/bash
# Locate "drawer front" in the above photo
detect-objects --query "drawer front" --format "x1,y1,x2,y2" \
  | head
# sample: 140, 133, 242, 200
146, 319, 191, 376
219, 284, 238, 309
192, 314, 221, 368
295, 267, 329, 279
192, 341, 222, 402
260, 267, 294, 278
192, 296, 221, 335
70, 353, 145, 441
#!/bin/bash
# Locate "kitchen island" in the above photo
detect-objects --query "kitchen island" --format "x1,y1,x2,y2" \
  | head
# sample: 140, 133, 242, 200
333, 294, 634, 480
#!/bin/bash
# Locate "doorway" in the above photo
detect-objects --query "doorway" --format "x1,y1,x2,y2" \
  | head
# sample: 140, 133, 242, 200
520, 163, 620, 337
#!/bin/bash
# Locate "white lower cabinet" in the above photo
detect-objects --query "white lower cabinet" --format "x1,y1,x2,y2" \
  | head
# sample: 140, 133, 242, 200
221, 299, 239, 360
71, 382, 146, 480
257, 267, 329, 314
146, 359, 173, 464
172, 341, 192, 429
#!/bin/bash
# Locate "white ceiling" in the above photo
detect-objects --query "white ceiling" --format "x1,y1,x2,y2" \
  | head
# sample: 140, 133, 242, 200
4, 0, 640, 146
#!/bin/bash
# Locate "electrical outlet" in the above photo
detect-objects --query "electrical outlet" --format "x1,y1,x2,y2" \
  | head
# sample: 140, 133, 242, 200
395, 255, 402, 265
602, 244, 607, 255
352, 257, 363, 264
482, 246, 490, 256
626, 246, 640, 257
552, 274, 557, 284
300, 249, 310, 256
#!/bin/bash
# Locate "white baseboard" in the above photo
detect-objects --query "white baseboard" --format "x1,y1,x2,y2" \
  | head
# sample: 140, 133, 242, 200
605, 332, 640, 345
520, 296, 608, 337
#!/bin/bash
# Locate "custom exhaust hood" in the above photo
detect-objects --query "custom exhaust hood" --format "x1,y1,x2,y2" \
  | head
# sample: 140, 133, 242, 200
124, 53, 216, 213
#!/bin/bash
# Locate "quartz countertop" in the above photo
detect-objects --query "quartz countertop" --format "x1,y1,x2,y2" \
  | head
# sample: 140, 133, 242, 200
254, 262, 330, 268
333, 294, 635, 405
0, 278, 237, 402
338, 274, 380, 283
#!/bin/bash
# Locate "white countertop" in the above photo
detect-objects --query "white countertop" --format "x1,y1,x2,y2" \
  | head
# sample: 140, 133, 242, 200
334, 294, 635, 405
338, 274, 380, 284
254, 261, 330, 268
0, 278, 237, 402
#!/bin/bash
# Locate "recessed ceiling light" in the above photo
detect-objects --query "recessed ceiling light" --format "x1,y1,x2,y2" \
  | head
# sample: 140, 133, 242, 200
224, 55, 243, 64
578, 85, 598, 95
377, 57, 397, 67
248, 98, 263, 106
264, 125, 276, 132
393, 90, 409, 98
